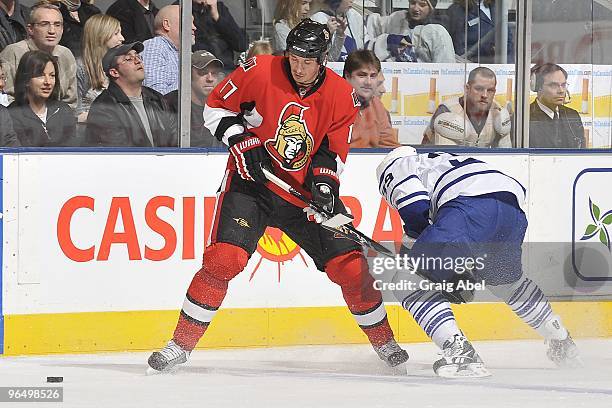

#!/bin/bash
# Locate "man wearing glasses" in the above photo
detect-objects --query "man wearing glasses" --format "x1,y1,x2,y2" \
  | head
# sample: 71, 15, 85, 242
85, 42, 177, 147
529, 63, 585, 148
0, 2, 77, 108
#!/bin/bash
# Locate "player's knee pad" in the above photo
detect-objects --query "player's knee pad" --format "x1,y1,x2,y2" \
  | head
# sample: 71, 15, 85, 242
325, 250, 369, 290
202, 242, 249, 281
487, 274, 526, 302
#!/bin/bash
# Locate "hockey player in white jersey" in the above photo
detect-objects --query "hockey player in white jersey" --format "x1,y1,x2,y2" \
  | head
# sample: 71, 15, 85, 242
376, 146, 580, 378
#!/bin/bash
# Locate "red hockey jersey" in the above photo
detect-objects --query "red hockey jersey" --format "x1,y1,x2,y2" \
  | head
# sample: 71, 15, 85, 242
204, 55, 359, 204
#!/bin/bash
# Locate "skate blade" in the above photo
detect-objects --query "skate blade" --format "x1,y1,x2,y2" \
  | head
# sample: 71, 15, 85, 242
556, 355, 584, 369
145, 365, 180, 376
436, 363, 492, 379
389, 363, 408, 376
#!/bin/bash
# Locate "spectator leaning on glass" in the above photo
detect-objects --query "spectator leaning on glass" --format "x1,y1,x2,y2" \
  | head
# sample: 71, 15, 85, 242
343, 50, 399, 148
76, 14, 124, 124
164, 50, 224, 148
182, 0, 247, 71
7, 50, 76, 146
273, 0, 312, 53
0, 2, 77, 108
422, 67, 512, 147
106, 0, 158, 44
141, 5, 195, 95
311, 0, 367, 62
529, 63, 585, 149
367, 0, 455, 63
85, 42, 177, 147
57, 0, 101, 59
444, 0, 514, 64
0, 0, 30, 51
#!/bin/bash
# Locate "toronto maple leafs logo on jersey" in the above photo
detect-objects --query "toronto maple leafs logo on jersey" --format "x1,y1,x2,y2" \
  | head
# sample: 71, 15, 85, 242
265, 102, 314, 171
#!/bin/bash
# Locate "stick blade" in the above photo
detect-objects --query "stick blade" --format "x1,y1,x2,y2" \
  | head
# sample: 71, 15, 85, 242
366, 239, 395, 257
322, 213, 354, 228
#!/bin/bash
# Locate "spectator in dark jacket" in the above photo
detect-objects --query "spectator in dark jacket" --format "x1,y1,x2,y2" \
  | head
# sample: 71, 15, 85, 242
8, 50, 76, 146
445, 0, 514, 63
0, 103, 19, 146
58, 0, 101, 58
106, 0, 158, 44
179, 0, 247, 70
0, 0, 29, 51
164, 50, 224, 147
86, 41, 177, 147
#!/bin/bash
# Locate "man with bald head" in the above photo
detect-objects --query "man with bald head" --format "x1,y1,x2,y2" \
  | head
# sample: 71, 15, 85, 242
141, 4, 195, 95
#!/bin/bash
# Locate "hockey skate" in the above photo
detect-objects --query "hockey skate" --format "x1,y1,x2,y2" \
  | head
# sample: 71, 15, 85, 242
374, 339, 409, 369
546, 333, 582, 368
433, 334, 491, 378
147, 340, 190, 374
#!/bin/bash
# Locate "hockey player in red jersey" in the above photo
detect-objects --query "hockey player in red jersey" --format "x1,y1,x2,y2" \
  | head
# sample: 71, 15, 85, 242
147, 19, 409, 373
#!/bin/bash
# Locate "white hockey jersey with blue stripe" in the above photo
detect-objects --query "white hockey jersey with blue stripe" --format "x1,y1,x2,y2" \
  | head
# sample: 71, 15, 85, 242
376, 149, 527, 219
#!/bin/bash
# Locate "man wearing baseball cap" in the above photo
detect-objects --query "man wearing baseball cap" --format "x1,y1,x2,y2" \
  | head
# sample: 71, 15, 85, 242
164, 50, 224, 147
85, 41, 177, 147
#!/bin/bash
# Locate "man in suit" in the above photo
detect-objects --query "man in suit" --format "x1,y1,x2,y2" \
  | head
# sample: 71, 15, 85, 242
529, 63, 585, 148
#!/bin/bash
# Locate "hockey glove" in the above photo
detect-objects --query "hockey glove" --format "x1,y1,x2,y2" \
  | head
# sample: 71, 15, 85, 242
305, 167, 340, 223
228, 133, 271, 183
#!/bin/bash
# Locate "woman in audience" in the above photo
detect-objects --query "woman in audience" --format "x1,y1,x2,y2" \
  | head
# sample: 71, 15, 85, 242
8, 50, 76, 146
76, 14, 124, 124
311, 0, 367, 62
367, 0, 456, 63
445, 0, 514, 63
273, 0, 312, 52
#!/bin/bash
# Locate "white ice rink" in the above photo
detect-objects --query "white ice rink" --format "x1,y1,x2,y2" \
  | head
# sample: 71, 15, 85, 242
1, 338, 611, 408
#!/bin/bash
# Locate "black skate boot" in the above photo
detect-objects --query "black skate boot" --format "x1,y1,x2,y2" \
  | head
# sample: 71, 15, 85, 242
433, 334, 491, 378
374, 339, 409, 368
547, 333, 582, 368
147, 340, 190, 374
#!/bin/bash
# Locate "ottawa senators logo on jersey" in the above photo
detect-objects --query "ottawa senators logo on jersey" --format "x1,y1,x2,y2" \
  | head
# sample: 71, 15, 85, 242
265, 102, 314, 171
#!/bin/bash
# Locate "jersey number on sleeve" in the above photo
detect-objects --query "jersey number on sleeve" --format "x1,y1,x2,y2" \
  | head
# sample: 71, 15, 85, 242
219, 79, 238, 100
381, 172, 394, 196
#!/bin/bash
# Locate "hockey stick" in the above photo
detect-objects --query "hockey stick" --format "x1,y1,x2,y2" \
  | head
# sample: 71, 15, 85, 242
262, 167, 394, 257
262, 168, 473, 303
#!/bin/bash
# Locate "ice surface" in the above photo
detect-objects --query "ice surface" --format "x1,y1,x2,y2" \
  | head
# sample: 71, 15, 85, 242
1, 339, 611, 408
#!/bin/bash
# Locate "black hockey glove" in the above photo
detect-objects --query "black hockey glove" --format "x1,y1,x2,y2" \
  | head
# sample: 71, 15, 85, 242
228, 133, 272, 183
311, 167, 340, 214
304, 167, 341, 223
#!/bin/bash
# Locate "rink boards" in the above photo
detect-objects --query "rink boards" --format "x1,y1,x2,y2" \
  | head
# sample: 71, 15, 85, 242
1, 150, 611, 355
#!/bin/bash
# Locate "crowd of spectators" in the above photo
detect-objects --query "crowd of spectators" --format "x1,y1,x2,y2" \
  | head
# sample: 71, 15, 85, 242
0, 0, 586, 149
